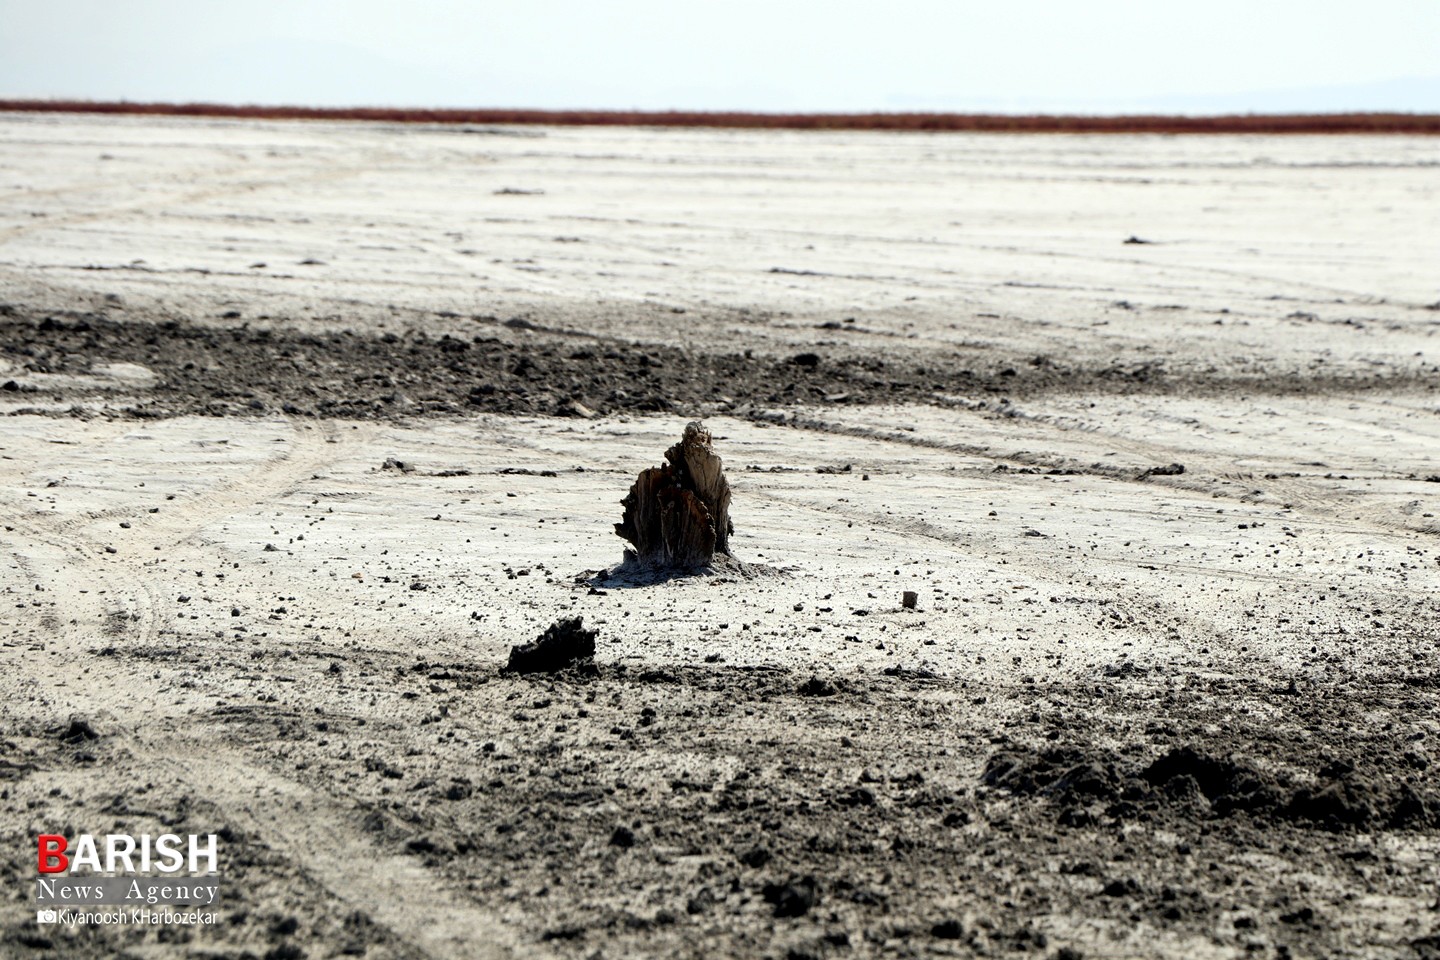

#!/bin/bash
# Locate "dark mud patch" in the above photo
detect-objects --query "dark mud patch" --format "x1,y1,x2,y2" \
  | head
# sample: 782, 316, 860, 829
983, 741, 1440, 832
3, 312, 1433, 421
335, 664, 1438, 958
14, 634, 1436, 960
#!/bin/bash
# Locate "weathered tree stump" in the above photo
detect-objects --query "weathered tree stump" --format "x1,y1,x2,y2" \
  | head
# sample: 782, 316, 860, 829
615, 420, 733, 569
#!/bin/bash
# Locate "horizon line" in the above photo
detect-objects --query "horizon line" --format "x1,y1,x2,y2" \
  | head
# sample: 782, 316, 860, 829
3, 99, 1439, 134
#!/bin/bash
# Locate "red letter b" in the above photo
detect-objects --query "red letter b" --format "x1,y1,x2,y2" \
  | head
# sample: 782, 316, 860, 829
38, 835, 68, 874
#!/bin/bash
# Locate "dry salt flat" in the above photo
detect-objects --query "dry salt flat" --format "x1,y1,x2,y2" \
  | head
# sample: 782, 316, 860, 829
1, 112, 1438, 960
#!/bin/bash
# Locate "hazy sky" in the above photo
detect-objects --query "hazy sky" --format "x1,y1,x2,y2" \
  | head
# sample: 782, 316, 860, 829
2, 1, 1438, 113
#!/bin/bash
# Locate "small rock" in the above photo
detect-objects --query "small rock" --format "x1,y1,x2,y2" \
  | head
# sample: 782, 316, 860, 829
762, 876, 819, 918
685, 888, 715, 915
932, 920, 963, 940
738, 846, 772, 868
269, 916, 300, 937
1101, 878, 1139, 897
404, 837, 437, 855
797, 677, 837, 697
540, 925, 585, 942
559, 400, 597, 419
902, 590, 918, 609
59, 719, 99, 743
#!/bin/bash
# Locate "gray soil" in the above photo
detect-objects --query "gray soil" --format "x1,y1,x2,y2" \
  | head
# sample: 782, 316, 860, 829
6, 622, 1438, 959
2, 308, 1434, 422
3, 117, 1438, 960
3, 304, 1437, 960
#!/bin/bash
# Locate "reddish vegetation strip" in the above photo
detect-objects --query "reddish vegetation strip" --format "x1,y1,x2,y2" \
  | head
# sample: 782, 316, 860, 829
2, 99, 1439, 134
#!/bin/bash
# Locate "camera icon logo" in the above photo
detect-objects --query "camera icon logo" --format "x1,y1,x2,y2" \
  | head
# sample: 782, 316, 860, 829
36, 909, 58, 924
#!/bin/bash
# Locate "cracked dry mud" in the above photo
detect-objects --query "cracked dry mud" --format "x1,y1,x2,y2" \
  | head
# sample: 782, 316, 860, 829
2, 113, 1439, 960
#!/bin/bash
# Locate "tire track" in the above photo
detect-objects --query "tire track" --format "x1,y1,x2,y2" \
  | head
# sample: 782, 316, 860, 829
785, 408, 1440, 537
1, 418, 538, 960
12, 419, 343, 549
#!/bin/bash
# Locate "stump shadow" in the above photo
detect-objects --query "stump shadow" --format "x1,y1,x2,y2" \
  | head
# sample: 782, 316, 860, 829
583, 553, 788, 589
